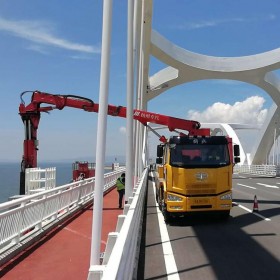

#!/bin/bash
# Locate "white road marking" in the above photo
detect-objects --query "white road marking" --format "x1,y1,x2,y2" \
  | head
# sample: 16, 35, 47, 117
237, 204, 271, 221
237, 183, 256, 189
257, 183, 279, 189
63, 227, 107, 245
151, 173, 180, 280
238, 176, 247, 178
64, 227, 90, 239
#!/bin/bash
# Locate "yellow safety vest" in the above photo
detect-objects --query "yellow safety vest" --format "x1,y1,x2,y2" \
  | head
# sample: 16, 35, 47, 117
116, 177, 125, 191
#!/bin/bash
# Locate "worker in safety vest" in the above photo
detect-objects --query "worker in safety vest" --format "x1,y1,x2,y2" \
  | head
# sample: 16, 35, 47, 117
116, 173, 125, 209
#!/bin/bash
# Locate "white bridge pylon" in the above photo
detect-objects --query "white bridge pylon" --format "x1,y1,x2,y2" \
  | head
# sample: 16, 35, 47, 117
138, 5, 280, 164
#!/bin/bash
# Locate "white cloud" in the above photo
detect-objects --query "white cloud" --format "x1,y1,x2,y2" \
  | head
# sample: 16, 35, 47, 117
71, 54, 95, 60
187, 96, 267, 124
0, 16, 100, 54
173, 14, 276, 30
26, 44, 50, 55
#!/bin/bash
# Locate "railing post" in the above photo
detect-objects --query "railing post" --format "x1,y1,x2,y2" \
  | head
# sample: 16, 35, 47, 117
12, 202, 26, 245
37, 194, 47, 230
102, 232, 118, 265
116, 215, 126, 232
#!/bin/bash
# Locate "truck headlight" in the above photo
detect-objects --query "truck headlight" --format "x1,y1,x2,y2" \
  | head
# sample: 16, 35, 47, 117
220, 193, 232, 200
167, 194, 183, 201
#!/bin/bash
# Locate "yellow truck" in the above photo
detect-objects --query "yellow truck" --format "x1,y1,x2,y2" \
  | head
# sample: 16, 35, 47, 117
156, 135, 240, 222
18, 90, 239, 221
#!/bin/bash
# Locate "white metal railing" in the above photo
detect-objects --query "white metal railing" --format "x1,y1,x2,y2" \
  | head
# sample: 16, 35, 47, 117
234, 164, 277, 177
25, 167, 56, 194
88, 167, 149, 280
0, 168, 125, 265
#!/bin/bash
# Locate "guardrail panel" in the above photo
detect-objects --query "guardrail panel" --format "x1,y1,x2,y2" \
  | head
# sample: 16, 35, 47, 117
58, 189, 72, 210
0, 168, 125, 265
234, 164, 276, 177
0, 209, 21, 246
21, 201, 44, 232
43, 193, 61, 220
89, 168, 148, 280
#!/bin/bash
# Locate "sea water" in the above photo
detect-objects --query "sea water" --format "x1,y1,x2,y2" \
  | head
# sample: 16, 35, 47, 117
0, 162, 114, 204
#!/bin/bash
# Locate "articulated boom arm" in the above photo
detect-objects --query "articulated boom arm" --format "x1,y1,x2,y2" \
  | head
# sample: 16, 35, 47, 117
19, 90, 203, 135
19, 91, 98, 179
19, 90, 206, 194
20, 90, 201, 130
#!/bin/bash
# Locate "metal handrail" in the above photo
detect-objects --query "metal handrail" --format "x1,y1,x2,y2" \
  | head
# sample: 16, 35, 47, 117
234, 164, 277, 176
25, 167, 56, 194
88, 167, 148, 280
0, 168, 125, 265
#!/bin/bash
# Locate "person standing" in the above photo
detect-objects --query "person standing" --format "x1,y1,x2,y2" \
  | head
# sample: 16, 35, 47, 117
116, 173, 125, 209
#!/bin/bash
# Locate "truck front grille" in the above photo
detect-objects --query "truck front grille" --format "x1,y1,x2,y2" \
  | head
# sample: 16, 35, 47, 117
186, 185, 216, 195
191, 205, 212, 209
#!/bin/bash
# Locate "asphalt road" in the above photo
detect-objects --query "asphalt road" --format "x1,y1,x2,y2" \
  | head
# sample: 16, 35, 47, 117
139, 172, 280, 280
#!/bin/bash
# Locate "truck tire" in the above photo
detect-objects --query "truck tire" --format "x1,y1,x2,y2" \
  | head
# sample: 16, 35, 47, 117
158, 190, 163, 211
155, 189, 159, 203
159, 189, 170, 223
220, 210, 230, 220
162, 203, 171, 223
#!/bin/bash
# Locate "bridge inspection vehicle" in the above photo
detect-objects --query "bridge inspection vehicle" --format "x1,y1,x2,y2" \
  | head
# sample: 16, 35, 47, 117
155, 127, 240, 221
19, 90, 240, 223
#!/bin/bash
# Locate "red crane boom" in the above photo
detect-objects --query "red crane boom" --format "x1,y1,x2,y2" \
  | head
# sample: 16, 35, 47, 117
19, 90, 209, 194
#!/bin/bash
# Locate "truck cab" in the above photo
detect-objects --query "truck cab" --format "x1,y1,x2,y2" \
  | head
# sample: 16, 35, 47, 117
156, 135, 240, 222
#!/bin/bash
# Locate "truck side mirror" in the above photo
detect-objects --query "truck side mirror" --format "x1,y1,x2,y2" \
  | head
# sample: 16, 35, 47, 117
156, 157, 163, 164
157, 145, 163, 158
234, 157, 240, 164
234, 145, 240, 157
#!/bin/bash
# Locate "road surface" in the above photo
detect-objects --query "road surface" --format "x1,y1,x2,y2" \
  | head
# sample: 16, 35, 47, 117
139, 172, 280, 280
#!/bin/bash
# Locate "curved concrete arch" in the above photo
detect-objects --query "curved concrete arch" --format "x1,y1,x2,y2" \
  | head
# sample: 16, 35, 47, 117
220, 124, 246, 165
151, 31, 280, 72
250, 104, 280, 164
145, 30, 280, 164
148, 30, 280, 104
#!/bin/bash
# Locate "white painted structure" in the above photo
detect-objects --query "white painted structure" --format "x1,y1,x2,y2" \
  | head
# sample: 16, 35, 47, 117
25, 167, 56, 194
250, 104, 280, 164
0, 168, 125, 266
87, 0, 280, 277
146, 30, 280, 164
113, 0, 280, 168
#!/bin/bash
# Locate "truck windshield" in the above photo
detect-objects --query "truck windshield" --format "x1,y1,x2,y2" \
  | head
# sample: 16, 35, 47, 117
170, 144, 230, 167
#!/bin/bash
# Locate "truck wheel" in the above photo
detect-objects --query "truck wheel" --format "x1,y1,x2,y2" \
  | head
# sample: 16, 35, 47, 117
162, 203, 170, 223
220, 210, 230, 220
158, 190, 163, 211
155, 189, 159, 203
159, 190, 170, 222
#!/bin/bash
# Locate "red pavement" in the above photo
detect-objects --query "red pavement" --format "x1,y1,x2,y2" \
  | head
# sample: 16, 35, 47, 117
0, 188, 122, 280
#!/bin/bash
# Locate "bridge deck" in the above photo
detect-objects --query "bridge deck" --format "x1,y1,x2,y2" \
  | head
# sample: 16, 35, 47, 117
0, 188, 122, 280
139, 173, 280, 279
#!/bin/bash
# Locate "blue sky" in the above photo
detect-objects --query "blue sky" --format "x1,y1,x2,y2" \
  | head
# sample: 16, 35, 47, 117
0, 0, 280, 163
